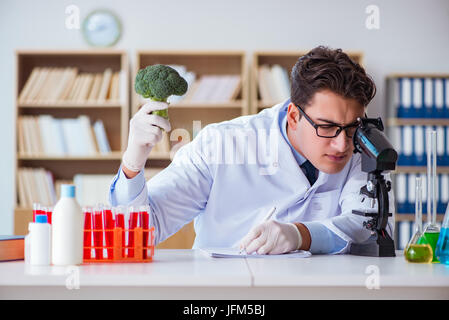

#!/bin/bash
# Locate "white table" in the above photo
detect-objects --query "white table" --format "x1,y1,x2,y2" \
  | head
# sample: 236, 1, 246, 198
0, 250, 448, 299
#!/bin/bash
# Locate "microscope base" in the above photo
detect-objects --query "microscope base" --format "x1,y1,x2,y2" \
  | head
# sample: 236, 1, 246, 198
350, 233, 396, 257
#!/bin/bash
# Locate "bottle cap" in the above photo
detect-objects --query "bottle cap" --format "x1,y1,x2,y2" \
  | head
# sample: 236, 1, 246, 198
61, 184, 76, 198
35, 215, 48, 223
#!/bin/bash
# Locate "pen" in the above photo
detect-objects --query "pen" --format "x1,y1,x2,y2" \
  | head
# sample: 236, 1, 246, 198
239, 206, 277, 254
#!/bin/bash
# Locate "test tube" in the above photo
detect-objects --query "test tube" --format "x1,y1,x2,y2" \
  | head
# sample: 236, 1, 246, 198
93, 204, 104, 260
426, 130, 438, 229
32, 203, 39, 223
83, 207, 93, 260
46, 206, 53, 225
415, 177, 423, 235
127, 206, 140, 258
114, 206, 126, 258
103, 205, 114, 260
139, 205, 150, 259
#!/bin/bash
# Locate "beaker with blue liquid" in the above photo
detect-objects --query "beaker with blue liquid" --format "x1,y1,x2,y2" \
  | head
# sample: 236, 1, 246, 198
435, 203, 449, 265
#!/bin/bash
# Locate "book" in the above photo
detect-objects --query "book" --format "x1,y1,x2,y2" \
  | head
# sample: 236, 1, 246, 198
27, 67, 49, 103
77, 73, 94, 102
200, 247, 311, 259
97, 68, 112, 103
258, 65, 273, 103
18, 67, 40, 103
93, 120, 111, 154
78, 115, 97, 155
87, 73, 102, 102
0, 236, 25, 262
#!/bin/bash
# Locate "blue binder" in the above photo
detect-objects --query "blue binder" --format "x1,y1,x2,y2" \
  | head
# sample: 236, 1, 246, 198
424, 78, 434, 118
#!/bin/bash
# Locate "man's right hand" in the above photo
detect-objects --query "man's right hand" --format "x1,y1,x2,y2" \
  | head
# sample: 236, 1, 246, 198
122, 101, 171, 175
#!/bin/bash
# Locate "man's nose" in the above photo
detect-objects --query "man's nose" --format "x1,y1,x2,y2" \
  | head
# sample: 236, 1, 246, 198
331, 130, 350, 153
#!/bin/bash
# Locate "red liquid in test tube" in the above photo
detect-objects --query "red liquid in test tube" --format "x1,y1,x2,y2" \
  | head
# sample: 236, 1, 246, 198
139, 205, 150, 259
32, 203, 39, 223
114, 206, 126, 258
103, 206, 114, 260
46, 207, 52, 225
93, 206, 104, 260
128, 206, 139, 258
83, 207, 93, 260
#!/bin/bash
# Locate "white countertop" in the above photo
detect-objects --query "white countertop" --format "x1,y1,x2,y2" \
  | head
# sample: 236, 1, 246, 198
246, 251, 449, 287
0, 249, 251, 287
1, 249, 448, 299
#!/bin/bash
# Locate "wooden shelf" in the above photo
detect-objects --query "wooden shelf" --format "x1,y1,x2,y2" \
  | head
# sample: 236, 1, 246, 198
18, 152, 123, 161
169, 101, 244, 109
14, 50, 129, 233
395, 214, 445, 222
251, 50, 364, 114
392, 166, 449, 174
387, 73, 449, 79
387, 118, 449, 126
18, 101, 123, 109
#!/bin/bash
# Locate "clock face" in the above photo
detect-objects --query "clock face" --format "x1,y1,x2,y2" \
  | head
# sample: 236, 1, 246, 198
82, 10, 121, 47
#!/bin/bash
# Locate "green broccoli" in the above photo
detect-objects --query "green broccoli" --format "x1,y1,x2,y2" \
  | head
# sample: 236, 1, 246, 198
135, 64, 188, 120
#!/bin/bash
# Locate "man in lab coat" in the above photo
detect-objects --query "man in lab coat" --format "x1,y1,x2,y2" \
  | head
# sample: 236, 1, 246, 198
109, 46, 395, 255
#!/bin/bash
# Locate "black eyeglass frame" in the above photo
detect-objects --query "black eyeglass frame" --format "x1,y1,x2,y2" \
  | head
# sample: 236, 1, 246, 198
294, 103, 365, 139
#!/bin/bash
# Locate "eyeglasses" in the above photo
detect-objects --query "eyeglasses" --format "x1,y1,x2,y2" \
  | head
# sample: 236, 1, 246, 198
295, 104, 361, 138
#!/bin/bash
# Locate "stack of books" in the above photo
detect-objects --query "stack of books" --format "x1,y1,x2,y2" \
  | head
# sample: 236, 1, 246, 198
17, 167, 56, 208
18, 115, 111, 156
18, 67, 123, 105
182, 74, 241, 103
165, 65, 241, 104
257, 64, 290, 105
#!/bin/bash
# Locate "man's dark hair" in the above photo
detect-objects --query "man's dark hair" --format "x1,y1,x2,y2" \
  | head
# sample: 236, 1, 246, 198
290, 46, 376, 110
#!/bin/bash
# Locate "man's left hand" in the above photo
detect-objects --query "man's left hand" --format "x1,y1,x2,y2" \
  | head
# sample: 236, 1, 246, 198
239, 220, 302, 255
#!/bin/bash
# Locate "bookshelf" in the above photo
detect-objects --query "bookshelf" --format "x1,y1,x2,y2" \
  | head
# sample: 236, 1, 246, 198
134, 51, 249, 159
386, 74, 449, 248
14, 50, 129, 235
250, 51, 364, 114
132, 50, 248, 248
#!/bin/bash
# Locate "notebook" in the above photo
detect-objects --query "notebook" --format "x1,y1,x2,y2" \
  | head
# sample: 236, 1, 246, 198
200, 247, 311, 259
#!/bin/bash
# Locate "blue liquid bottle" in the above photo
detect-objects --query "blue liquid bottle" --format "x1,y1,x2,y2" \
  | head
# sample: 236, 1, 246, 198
435, 203, 449, 265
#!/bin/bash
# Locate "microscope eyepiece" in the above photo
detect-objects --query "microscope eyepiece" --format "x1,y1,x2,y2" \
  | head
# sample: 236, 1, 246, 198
352, 117, 398, 172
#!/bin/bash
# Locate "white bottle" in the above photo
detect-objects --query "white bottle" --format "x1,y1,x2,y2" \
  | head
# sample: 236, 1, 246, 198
51, 184, 84, 265
29, 214, 51, 265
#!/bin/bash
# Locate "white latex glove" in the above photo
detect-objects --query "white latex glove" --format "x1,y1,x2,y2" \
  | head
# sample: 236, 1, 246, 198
239, 221, 302, 255
122, 101, 171, 172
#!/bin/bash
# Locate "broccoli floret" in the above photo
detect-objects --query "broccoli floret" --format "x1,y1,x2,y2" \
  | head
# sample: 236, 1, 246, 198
135, 64, 188, 120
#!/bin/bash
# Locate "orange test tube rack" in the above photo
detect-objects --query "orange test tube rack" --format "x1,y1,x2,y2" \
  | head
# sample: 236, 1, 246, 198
83, 226, 155, 263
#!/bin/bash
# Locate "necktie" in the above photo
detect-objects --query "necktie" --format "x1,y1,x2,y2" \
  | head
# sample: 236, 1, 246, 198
301, 160, 317, 185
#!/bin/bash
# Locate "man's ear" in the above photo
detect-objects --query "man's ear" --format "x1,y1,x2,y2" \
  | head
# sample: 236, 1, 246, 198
287, 102, 300, 130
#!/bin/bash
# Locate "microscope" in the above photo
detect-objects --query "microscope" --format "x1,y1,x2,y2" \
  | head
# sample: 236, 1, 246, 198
349, 117, 398, 257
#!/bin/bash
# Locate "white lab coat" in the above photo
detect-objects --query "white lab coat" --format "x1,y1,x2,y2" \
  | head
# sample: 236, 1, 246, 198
110, 100, 395, 253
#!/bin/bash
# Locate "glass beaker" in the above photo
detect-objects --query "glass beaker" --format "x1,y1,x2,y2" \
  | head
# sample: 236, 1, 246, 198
418, 130, 440, 262
405, 176, 433, 263
435, 203, 449, 265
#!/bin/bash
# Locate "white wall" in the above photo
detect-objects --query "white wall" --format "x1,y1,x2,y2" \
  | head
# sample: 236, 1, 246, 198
1, 0, 448, 234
